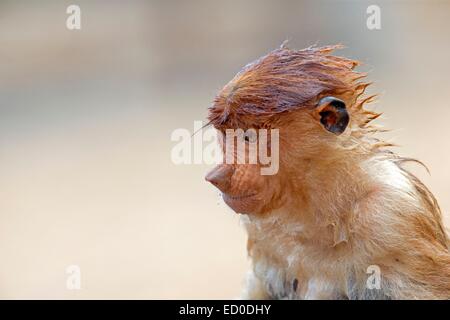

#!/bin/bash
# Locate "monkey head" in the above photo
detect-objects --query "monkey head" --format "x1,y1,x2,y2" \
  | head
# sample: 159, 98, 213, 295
205, 44, 377, 215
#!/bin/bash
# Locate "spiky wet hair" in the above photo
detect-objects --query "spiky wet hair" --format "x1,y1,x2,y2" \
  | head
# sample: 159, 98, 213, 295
208, 44, 379, 132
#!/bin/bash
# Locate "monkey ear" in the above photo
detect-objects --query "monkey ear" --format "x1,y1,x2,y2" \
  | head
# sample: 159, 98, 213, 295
315, 97, 349, 135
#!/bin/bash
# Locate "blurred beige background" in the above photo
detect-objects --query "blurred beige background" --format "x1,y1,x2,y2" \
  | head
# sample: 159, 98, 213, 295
0, 0, 449, 299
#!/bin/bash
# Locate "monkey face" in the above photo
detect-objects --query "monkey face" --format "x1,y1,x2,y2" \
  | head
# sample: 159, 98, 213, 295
205, 131, 283, 215
205, 96, 351, 215
206, 163, 282, 214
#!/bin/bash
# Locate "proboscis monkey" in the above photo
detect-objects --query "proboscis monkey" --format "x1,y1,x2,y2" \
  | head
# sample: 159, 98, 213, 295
205, 44, 450, 299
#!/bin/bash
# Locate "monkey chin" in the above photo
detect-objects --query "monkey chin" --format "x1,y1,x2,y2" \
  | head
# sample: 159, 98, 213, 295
222, 193, 262, 214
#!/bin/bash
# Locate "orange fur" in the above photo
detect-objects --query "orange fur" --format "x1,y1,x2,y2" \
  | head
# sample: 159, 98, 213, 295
206, 44, 450, 299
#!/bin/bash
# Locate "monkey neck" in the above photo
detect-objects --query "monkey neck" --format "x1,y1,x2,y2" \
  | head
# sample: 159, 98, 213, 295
296, 151, 371, 223
248, 149, 374, 247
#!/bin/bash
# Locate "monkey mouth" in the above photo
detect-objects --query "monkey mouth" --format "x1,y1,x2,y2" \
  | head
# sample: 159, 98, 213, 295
222, 192, 261, 214
223, 193, 258, 200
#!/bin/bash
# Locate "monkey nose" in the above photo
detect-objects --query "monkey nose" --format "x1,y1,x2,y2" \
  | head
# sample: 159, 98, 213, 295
205, 165, 233, 192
